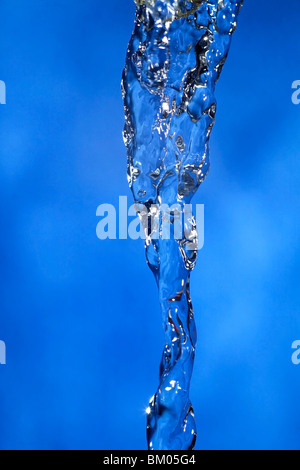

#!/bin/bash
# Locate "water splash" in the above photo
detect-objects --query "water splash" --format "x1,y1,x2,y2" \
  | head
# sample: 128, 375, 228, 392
122, 0, 243, 450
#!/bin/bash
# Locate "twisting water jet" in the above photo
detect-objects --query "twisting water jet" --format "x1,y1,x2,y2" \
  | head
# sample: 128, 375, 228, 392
122, 0, 244, 450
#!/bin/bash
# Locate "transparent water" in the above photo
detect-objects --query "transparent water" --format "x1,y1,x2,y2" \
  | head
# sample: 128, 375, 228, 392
122, 0, 244, 450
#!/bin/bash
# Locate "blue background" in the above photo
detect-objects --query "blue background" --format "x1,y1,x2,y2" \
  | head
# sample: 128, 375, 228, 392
0, 0, 300, 450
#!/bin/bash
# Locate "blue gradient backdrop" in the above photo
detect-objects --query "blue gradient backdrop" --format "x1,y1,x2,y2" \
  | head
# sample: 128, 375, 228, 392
0, 0, 300, 450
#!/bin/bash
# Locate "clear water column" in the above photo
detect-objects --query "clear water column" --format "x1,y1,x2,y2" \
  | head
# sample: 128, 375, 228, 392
122, 0, 244, 450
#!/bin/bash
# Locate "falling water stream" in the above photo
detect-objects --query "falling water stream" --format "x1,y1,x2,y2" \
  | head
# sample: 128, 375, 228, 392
122, 0, 244, 450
